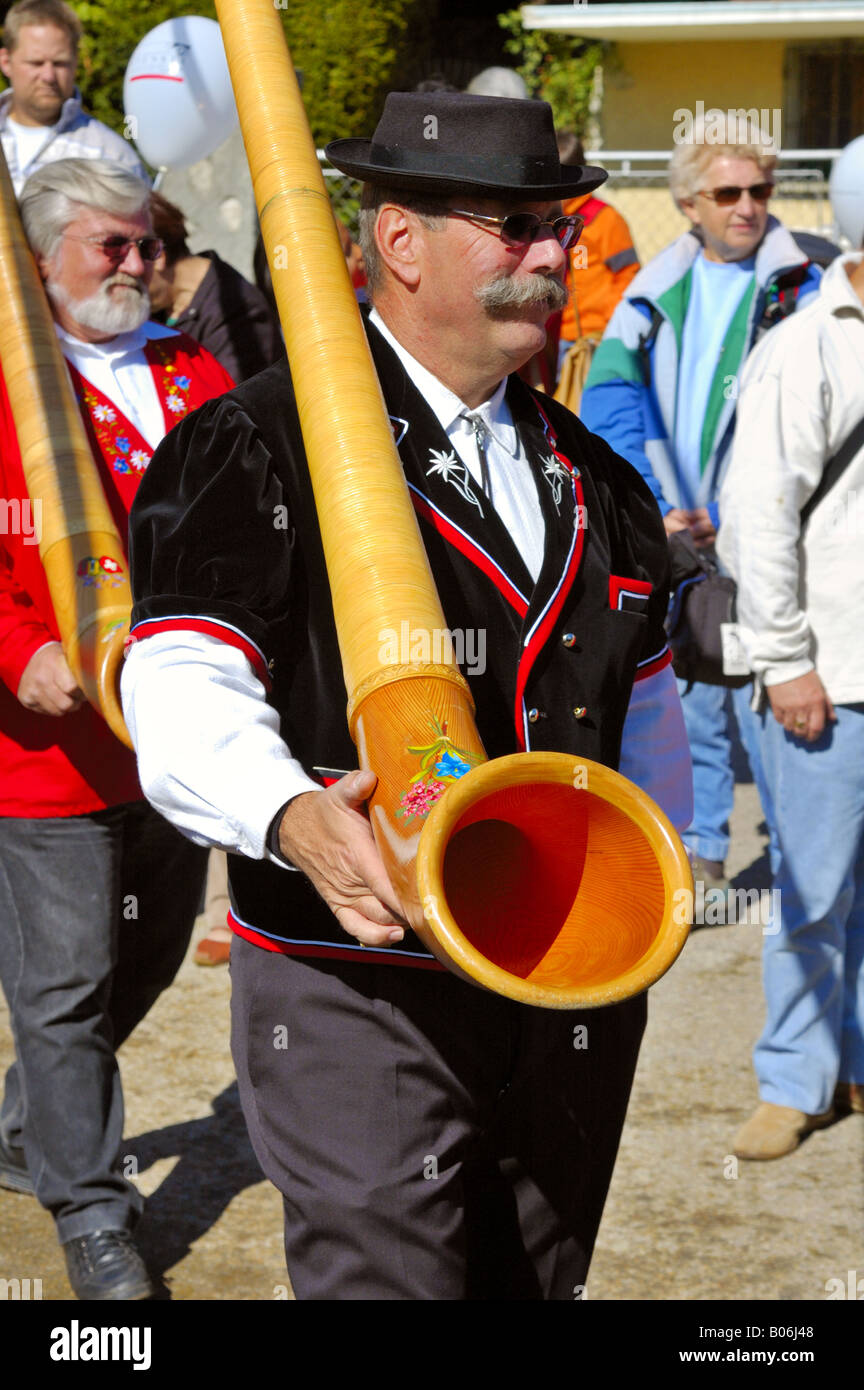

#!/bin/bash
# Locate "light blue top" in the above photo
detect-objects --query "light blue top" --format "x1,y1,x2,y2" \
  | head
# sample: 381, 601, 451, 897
674, 253, 755, 507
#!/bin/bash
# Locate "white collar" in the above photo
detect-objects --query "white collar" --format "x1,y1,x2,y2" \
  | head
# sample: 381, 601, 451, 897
822, 253, 864, 320
55, 320, 178, 361
368, 307, 515, 452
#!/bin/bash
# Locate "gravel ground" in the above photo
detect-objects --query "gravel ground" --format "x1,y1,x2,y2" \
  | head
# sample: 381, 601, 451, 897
0, 778, 861, 1303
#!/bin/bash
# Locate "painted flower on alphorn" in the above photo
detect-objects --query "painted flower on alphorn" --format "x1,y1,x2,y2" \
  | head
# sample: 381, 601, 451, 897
396, 717, 481, 822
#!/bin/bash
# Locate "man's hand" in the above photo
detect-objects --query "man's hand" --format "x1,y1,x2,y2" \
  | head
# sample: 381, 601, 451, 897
278, 769, 407, 947
663, 507, 692, 537
767, 670, 836, 742
17, 642, 86, 716
686, 507, 717, 549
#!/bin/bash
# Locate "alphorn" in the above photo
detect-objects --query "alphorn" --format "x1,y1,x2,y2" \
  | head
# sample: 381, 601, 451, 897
214, 0, 692, 1008
0, 145, 133, 746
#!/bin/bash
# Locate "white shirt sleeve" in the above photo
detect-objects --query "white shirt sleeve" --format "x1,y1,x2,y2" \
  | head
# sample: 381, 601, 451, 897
120, 629, 324, 863
716, 337, 825, 687
617, 664, 693, 834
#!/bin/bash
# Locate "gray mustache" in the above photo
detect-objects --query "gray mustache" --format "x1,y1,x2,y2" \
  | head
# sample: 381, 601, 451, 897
474, 271, 568, 314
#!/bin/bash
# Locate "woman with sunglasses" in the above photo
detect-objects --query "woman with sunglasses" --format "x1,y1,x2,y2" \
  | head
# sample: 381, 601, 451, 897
581, 126, 822, 897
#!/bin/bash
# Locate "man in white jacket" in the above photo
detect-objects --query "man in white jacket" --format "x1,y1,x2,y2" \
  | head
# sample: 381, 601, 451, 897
717, 251, 864, 1159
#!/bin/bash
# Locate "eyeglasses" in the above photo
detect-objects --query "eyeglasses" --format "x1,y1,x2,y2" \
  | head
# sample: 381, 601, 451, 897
63, 234, 165, 263
446, 209, 585, 250
697, 183, 774, 206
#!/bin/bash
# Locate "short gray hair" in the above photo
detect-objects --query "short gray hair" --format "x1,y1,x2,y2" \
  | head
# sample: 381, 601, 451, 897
20, 158, 151, 260
358, 183, 449, 297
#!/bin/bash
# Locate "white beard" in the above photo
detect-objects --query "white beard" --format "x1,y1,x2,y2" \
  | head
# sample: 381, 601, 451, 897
46, 274, 151, 336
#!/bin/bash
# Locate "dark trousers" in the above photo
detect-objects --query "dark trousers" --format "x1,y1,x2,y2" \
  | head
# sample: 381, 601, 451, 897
0, 802, 206, 1242
231, 938, 646, 1300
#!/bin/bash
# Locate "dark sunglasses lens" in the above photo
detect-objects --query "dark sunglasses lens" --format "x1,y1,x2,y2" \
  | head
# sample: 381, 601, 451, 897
500, 213, 541, 244
556, 217, 584, 249
101, 236, 163, 261
101, 236, 132, 257
713, 184, 773, 205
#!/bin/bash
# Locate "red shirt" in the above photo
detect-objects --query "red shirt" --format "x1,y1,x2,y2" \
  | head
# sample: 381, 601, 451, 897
0, 329, 233, 816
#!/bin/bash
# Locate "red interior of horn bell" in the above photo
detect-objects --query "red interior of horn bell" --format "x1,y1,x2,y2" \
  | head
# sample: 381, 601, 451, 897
442, 781, 666, 987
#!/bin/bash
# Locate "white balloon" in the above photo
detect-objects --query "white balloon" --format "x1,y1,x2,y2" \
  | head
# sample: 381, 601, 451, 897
123, 16, 238, 171
829, 134, 864, 248
466, 68, 530, 101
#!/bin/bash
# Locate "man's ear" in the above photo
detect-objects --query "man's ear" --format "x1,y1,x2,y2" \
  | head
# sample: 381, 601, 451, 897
0, 48, 12, 82
375, 205, 423, 289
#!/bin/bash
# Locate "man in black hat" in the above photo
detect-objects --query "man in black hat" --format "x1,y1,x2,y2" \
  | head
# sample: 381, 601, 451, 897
121, 92, 692, 1299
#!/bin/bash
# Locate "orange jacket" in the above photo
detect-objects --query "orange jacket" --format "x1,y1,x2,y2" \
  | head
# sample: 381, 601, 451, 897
560, 193, 640, 342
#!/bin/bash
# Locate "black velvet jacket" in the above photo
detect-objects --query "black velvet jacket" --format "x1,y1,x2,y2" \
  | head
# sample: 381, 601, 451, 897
128, 320, 671, 964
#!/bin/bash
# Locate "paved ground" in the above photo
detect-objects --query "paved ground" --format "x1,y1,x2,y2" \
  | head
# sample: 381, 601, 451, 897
1, 777, 861, 1303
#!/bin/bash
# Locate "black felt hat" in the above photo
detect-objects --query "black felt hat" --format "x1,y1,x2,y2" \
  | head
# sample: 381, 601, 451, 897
325, 92, 607, 200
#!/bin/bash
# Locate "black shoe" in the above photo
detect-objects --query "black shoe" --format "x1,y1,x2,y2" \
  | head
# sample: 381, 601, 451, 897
0, 1134, 34, 1196
63, 1230, 155, 1301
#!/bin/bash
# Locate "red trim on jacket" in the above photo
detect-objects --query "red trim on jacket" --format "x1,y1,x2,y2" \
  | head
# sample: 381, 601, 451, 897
409, 486, 530, 618
609, 573, 652, 610
633, 647, 673, 682
229, 910, 447, 970
129, 616, 272, 691
513, 403, 587, 749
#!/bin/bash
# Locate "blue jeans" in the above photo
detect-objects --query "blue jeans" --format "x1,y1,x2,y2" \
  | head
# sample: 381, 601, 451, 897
0, 803, 206, 1242
752, 704, 864, 1113
677, 679, 775, 866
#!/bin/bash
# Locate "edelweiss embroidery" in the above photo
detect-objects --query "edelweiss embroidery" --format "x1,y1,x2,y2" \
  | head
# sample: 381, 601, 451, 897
541, 454, 571, 513
426, 447, 484, 517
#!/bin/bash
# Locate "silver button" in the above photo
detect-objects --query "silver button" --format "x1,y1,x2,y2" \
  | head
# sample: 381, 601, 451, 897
528, 708, 542, 723
562, 633, 576, 648
572, 706, 587, 720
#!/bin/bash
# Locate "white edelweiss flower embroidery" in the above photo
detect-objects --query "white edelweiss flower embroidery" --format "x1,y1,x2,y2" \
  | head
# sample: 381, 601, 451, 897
93, 405, 116, 423
541, 454, 570, 512
166, 395, 186, 414
426, 447, 484, 516
130, 450, 150, 470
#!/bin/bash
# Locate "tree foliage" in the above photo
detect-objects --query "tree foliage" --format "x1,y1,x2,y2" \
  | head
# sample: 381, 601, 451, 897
497, 9, 609, 136
278, 0, 431, 145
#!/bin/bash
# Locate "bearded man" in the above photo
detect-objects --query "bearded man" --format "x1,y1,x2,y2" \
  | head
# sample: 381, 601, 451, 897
122, 93, 692, 1300
0, 158, 232, 1299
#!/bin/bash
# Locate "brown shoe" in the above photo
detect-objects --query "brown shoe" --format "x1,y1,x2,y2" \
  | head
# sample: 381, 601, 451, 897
835, 1082, 864, 1115
193, 929, 232, 967
733, 1102, 835, 1160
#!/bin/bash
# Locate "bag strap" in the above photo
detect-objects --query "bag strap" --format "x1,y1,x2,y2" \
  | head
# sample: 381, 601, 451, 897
637, 306, 664, 390
759, 262, 810, 333
800, 413, 864, 527
578, 196, 606, 228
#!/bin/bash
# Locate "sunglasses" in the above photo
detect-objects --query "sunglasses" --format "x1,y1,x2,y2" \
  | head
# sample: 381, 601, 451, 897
63, 234, 165, 263
446, 209, 585, 250
697, 183, 774, 206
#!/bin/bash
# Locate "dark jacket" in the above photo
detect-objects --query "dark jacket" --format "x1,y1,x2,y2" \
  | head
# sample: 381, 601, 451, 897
128, 321, 671, 964
164, 250, 283, 384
